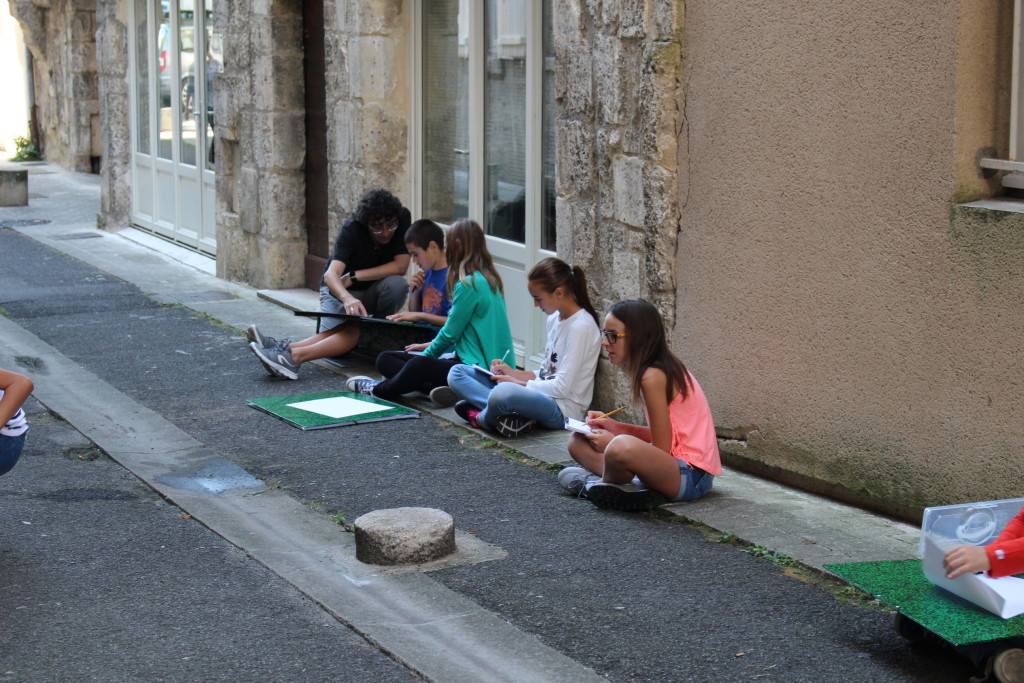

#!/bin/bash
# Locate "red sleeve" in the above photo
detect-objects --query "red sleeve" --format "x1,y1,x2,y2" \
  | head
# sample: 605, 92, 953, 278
986, 509, 1024, 578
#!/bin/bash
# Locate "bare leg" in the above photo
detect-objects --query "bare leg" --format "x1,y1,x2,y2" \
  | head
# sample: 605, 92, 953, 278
602, 434, 682, 498
291, 324, 360, 362
567, 433, 605, 475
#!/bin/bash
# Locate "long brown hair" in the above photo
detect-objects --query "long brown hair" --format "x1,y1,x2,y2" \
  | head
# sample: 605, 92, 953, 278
527, 258, 598, 325
445, 219, 503, 295
608, 299, 690, 404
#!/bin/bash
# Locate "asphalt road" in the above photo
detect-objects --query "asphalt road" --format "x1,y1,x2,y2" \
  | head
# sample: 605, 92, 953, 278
0, 228, 978, 682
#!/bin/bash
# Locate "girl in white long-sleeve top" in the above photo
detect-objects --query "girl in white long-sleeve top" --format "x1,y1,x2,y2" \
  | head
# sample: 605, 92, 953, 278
448, 257, 602, 438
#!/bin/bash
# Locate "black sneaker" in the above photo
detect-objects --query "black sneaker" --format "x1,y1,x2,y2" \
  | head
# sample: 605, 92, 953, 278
586, 481, 666, 511
454, 400, 482, 428
493, 412, 536, 438
429, 385, 458, 407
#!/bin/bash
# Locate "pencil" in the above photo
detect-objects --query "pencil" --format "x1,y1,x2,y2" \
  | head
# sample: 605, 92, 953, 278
592, 406, 626, 421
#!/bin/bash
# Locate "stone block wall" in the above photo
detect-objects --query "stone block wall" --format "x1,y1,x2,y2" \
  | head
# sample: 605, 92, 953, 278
215, 0, 308, 288
8, 0, 101, 173
96, 0, 129, 229
322, 0, 410, 247
553, 0, 684, 417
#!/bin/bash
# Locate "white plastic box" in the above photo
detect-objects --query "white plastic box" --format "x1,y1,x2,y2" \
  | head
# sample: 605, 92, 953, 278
920, 497, 1024, 557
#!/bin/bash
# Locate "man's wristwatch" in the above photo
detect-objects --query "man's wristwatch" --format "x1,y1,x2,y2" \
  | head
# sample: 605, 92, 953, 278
349, 272, 358, 283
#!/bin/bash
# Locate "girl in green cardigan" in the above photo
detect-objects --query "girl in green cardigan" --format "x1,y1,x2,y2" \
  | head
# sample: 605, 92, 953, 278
347, 219, 514, 399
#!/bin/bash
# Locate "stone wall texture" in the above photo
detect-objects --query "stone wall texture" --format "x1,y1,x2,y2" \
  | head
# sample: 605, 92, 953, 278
96, 0, 129, 229
8, 0, 100, 173
553, 0, 685, 415
215, 0, 308, 288
321, 0, 411, 249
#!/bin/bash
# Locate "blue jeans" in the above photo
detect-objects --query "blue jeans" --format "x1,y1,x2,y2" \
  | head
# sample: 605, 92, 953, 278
669, 460, 714, 502
447, 364, 565, 431
0, 433, 26, 477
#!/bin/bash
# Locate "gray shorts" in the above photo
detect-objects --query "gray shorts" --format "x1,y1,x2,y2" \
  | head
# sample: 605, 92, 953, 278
318, 274, 408, 331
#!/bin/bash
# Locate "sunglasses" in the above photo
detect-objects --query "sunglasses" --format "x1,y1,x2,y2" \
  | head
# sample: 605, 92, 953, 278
600, 330, 627, 345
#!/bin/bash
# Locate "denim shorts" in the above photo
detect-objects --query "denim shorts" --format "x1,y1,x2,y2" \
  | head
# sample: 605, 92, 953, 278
670, 460, 713, 502
0, 432, 26, 478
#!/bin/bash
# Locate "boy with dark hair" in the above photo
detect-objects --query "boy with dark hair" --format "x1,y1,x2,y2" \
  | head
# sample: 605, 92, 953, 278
347, 219, 458, 406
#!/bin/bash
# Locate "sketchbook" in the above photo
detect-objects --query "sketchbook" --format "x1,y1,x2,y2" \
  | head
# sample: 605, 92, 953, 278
293, 310, 438, 330
564, 417, 594, 435
469, 364, 496, 378
248, 390, 419, 430
922, 537, 1024, 619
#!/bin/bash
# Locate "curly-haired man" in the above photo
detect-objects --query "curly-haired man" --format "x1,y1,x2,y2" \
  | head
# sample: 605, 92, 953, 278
246, 188, 411, 379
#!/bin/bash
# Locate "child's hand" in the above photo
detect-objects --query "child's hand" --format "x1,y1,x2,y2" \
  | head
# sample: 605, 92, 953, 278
404, 342, 430, 353
387, 312, 421, 323
944, 544, 991, 579
409, 271, 426, 293
585, 429, 614, 452
490, 362, 513, 375
491, 374, 525, 386
585, 412, 620, 434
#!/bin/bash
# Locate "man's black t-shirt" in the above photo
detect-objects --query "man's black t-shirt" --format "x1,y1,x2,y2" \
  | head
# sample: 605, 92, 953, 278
325, 207, 411, 291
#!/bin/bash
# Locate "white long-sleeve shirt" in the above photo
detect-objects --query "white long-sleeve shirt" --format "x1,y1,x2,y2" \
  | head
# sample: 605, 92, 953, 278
525, 309, 602, 421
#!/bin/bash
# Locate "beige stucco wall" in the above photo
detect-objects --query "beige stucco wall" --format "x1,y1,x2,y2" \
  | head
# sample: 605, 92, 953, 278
676, 0, 1022, 518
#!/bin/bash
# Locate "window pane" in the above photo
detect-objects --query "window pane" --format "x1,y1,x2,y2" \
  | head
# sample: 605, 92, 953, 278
541, 1, 556, 252
204, 0, 220, 170
484, 0, 526, 243
134, 0, 150, 154
179, 7, 197, 166
422, 0, 469, 224
156, 9, 172, 159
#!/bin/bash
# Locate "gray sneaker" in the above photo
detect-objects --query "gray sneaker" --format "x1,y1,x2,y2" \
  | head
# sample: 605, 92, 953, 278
250, 342, 300, 380
558, 466, 600, 498
245, 324, 283, 350
586, 481, 666, 511
428, 385, 458, 407
494, 412, 536, 438
346, 375, 380, 396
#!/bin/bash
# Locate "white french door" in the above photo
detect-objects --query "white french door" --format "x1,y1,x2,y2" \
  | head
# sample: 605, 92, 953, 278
129, 0, 219, 254
414, 0, 557, 369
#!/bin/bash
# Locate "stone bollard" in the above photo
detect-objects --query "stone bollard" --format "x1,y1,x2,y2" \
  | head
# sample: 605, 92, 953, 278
354, 507, 456, 565
0, 169, 28, 207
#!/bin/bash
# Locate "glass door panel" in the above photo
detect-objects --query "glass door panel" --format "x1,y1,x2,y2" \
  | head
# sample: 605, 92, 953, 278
540, 0, 556, 253
178, 10, 197, 166
156, 9, 172, 160
484, 0, 526, 243
134, 0, 150, 155
422, 0, 470, 225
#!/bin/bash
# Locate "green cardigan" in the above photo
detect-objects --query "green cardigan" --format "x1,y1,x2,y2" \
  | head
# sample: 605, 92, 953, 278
423, 271, 514, 368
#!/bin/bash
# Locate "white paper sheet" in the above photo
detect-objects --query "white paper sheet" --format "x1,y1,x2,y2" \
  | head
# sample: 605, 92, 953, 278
564, 417, 594, 435
288, 396, 391, 420
922, 537, 1024, 619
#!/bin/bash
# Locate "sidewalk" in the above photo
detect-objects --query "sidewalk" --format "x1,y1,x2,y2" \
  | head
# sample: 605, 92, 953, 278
2, 161, 920, 571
